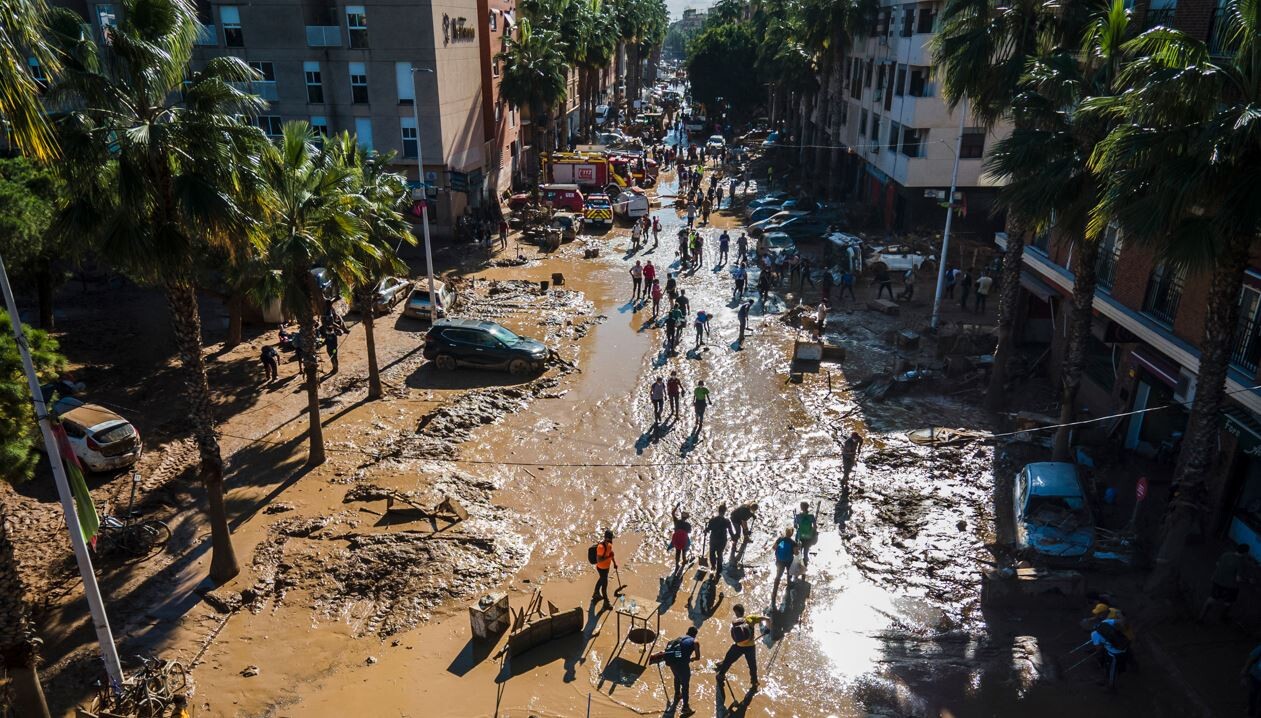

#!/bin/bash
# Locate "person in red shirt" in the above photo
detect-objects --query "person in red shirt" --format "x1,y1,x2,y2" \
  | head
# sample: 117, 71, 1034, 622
643, 260, 657, 288
666, 371, 683, 417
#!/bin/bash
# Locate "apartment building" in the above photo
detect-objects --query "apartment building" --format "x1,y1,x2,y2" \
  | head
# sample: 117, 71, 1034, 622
477, 0, 521, 199
837, 0, 1010, 233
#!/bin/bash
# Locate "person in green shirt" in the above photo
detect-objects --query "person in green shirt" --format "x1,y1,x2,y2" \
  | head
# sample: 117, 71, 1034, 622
794, 502, 818, 567
693, 380, 710, 432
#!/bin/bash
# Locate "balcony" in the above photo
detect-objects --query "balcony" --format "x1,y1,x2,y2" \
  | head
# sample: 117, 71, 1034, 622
195, 23, 216, 46
306, 25, 341, 47
252, 81, 279, 102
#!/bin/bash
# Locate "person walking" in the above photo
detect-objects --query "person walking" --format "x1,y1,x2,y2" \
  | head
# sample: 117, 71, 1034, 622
718, 231, 730, 264
666, 272, 678, 302
686, 201, 696, 228
770, 527, 798, 606
716, 183, 724, 209
842, 431, 864, 479
716, 604, 770, 691
667, 371, 683, 417
694, 311, 708, 348
665, 309, 680, 353
643, 260, 657, 290
736, 232, 748, 259
1200, 543, 1250, 621
875, 267, 895, 300
592, 530, 617, 610
730, 501, 758, 547
706, 505, 734, 573
757, 269, 772, 306
678, 229, 690, 265
690, 233, 703, 269
261, 343, 280, 383
737, 300, 753, 345
794, 502, 818, 567
693, 380, 711, 432
974, 271, 993, 314
959, 267, 974, 310
944, 266, 957, 298
820, 267, 834, 302
898, 267, 916, 301
630, 261, 644, 301
670, 503, 692, 572
766, 165, 774, 191
651, 279, 664, 318
663, 626, 701, 716
652, 216, 662, 246
498, 218, 509, 249
799, 256, 814, 291
732, 264, 747, 301
631, 220, 643, 250
840, 268, 856, 301
650, 377, 666, 424
676, 289, 691, 316
320, 319, 342, 375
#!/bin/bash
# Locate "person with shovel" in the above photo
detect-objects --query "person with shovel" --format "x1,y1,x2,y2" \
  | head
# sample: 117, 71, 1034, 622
706, 505, 735, 574
664, 626, 701, 716
842, 431, 864, 480
592, 530, 618, 610
670, 503, 693, 573
770, 527, 798, 607
716, 604, 770, 692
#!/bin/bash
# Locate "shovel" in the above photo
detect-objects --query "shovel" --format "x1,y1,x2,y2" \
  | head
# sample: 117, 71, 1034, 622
613, 564, 627, 597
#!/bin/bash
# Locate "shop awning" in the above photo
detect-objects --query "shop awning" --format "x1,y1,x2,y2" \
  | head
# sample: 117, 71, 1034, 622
1223, 405, 1261, 456
1020, 270, 1058, 303
1130, 346, 1181, 388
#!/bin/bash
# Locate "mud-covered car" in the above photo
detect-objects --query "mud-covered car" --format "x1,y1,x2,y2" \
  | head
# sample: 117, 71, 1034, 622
354, 276, 413, 315
423, 319, 550, 375
1013, 462, 1096, 563
52, 397, 142, 472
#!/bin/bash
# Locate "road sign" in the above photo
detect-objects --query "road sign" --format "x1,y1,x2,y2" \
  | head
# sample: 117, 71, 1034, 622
449, 171, 468, 192
1136, 476, 1149, 502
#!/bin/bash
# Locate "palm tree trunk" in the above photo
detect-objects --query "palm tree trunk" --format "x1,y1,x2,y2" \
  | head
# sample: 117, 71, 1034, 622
164, 281, 240, 582
299, 278, 326, 466
360, 290, 382, 400
1052, 224, 1101, 460
984, 220, 1027, 410
0, 495, 51, 718
1147, 234, 1251, 593
225, 292, 244, 349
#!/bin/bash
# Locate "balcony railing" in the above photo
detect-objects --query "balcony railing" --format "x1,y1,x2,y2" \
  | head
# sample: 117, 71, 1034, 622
306, 25, 341, 47
195, 23, 216, 46
252, 81, 279, 101
1231, 312, 1261, 375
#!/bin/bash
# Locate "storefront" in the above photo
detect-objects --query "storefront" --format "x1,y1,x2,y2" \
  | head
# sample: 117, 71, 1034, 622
1222, 408, 1261, 554
1122, 346, 1188, 456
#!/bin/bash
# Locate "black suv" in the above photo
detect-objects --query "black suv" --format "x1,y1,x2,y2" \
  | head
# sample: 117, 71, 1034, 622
423, 318, 550, 375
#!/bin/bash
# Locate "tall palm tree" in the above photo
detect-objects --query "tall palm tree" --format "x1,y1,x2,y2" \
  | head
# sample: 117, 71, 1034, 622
985, 0, 1131, 459
498, 18, 569, 191
331, 137, 416, 401
0, 0, 59, 161
934, 0, 1087, 410
257, 124, 368, 465
46, 0, 264, 583
1086, 0, 1261, 589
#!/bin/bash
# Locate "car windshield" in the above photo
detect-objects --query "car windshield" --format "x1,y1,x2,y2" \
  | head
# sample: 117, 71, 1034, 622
767, 235, 793, 249
486, 324, 520, 345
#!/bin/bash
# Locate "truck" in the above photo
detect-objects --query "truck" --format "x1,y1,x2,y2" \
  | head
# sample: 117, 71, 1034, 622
543, 151, 656, 192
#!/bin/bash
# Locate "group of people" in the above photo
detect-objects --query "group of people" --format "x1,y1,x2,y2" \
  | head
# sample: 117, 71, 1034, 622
941, 266, 995, 314
647, 372, 710, 430
263, 303, 349, 382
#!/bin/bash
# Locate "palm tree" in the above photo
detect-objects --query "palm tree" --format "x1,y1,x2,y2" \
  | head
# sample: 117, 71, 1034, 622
0, 0, 59, 161
934, 0, 1088, 410
498, 18, 569, 191
331, 137, 416, 401
1086, 0, 1261, 589
257, 124, 368, 465
46, 0, 264, 584
985, 0, 1131, 459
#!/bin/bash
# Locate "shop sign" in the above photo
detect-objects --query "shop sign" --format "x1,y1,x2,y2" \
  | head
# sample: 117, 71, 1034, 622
1224, 410, 1261, 457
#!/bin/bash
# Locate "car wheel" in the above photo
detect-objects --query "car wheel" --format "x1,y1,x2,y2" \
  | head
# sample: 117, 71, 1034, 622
435, 354, 457, 371
508, 358, 532, 376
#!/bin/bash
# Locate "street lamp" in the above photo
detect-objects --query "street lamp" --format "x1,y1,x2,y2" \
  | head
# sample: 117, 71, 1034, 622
410, 66, 439, 323
929, 97, 967, 331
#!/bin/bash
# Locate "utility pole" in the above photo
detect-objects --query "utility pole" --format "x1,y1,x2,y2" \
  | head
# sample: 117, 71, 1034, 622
0, 253, 124, 693
410, 66, 439, 323
930, 97, 967, 330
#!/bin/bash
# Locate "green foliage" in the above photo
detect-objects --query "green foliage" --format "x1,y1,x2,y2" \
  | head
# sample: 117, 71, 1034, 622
497, 17, 569, 116
0, 157, 61, 267
686, 21, 763, 112
0, 309, 63, 484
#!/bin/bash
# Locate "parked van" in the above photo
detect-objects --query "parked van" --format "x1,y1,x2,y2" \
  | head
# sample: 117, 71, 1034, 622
612, 188, 650, 220
539, 183, 585, 213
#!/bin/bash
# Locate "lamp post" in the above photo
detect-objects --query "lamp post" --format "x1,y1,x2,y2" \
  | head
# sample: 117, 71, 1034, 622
410, 66, 439, 323
930, 98, 967, 331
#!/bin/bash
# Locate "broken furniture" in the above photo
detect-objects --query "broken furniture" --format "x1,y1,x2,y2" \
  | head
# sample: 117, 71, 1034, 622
383, 492, 467, 526
504, 588, 582, 657
612, 594, 660, 646
469, 592, 510, 641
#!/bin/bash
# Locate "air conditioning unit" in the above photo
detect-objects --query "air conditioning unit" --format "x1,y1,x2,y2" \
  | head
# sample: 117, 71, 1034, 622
1174, 368, 1197, 405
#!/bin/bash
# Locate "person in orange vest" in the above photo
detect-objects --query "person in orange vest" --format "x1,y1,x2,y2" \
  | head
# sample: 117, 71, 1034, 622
593, 529, 618, 609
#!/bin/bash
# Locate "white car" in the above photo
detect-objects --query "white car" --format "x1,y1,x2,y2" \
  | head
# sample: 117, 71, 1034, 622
403, 280, 457, 321
748, 210, 809, 236
53, 397, 142, 472
355, 276, 413, 315
595, 104, 612, 126
870, 244, 933, 273
706, 135, 726, 152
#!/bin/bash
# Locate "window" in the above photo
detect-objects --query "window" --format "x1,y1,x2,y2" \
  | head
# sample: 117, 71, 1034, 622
27, 57, 47, 89
917, 5, 935, 33
1146, 0, 1177, 28
255, 115, 283, 137
901, 127, 925, 157
221, 6, 243, 46
875, 9, 889, 35
401, 118, 418, 158
349, 62, 368, 104
1231, 285, 1261, 374
959, 128, 985, 158
864, 59, 873, 88
876, 64, 886, 93
871, 115, 881, 152
901, 4, 914, 37
895, 65, 906, 96
354, 117, 373, 150
859, 109, 868, 137
395, 62, 414, 104
248, 61, 277, 101
509, 106, 516, 127
1096, 223, 1123, 290
840, 102, 849, 126
909, 67, 932, 97
888, 121, 901, 153
1143, 262, 1186, 325
346, 5, 368, 48
303, 62, 323, 103
489, 11, 497, 30
95, 4, 118, 34
310, 116, 329, 137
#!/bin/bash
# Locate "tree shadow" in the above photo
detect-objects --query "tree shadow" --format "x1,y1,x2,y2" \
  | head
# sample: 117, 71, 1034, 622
404, 363, 534, 391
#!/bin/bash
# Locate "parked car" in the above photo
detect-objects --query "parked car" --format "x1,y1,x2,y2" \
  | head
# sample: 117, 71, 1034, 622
743, 192, 791, 217
583, 193, 614, 227
402, 280, 456, 321
1013, 462, 1096, 562
612, 189, 650, 219
539, 184, 585, 213
761, 131, 781, 148
706, 135, 726, 152
757, 231, 797, 257
423, 318, 550, 375
354, 276, 413, 315
745, 206, 787, 225
595, 104, 612, 126
550, 212, 584, 242
824, 232, 865, 270
870, 244, 933, 273
748, 210, 809, 236
52, 397, 142, 472
779, 198, 820, 213
762, 216, 832, 240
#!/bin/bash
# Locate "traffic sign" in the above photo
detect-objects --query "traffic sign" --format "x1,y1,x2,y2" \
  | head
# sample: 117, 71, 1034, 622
1136, 476, 1149, 502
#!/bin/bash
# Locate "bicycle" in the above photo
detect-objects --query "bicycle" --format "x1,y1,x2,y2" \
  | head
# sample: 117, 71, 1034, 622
96, 472, 172, 561
89, 655, 189, 717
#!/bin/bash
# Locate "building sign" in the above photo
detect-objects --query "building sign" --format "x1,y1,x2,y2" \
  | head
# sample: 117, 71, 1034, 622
443, 14, 475, 45
575, 166, 595, 183
449, 171, 468, 192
